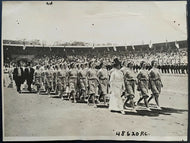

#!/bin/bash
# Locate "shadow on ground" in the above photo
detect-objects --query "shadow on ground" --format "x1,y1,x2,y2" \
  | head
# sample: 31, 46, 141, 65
20, 92, 188, 117
106, 102, 188, 117
110, 107, 187, 117
124, 104, 188, 117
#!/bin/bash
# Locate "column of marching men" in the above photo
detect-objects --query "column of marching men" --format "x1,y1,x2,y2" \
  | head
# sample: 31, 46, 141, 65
4, 58, 164, 115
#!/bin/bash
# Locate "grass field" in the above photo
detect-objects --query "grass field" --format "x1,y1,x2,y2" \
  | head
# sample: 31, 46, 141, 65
3, 74, 188, 141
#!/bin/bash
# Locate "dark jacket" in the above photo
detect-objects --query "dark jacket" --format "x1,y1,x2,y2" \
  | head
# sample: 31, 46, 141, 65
24, 67, 35, 83
13, 67, 25, 84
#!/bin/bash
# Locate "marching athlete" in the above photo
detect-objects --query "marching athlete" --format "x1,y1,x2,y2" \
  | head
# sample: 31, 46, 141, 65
33, 65, 41, 94
53, 65, 59, 94
44, 65, 53, 96
67, 62, 78, 103
97, 62, 109, 105
136, 61, 150, 110
148, 60, 163, 110
78, 63, 87, 101
86, 61, 99, 107
40, 65, 46, 93
57, 64, 67, 99
123, 61, 137, 112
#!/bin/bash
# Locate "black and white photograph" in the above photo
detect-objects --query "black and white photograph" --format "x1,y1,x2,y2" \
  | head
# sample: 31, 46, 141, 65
2, 1, 188, 141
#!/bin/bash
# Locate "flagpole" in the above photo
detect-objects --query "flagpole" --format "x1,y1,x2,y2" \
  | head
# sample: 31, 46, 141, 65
178, 45, 181, 65
149, 40, 153, 54
175, 40, 181, 65
91, 23, 95, 50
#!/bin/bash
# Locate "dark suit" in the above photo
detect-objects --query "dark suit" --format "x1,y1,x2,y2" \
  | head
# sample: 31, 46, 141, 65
13, 67, 25, 92
24, 67, 35, 91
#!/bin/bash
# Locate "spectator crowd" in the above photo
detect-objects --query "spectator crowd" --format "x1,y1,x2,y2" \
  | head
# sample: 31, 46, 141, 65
3, 48, 188, 114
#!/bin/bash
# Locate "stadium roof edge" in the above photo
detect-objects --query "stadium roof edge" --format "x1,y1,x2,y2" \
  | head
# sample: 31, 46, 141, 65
3, 40, 187, 48
3, 44, 123, 48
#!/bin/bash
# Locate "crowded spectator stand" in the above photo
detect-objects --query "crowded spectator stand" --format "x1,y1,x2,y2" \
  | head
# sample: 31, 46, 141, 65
3, 40, 188, 75
2, 39, 188, 114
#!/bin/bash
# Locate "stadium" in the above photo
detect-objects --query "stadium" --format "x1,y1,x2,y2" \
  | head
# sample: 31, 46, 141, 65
2, 1, 188, 141
2, 39, 188, 141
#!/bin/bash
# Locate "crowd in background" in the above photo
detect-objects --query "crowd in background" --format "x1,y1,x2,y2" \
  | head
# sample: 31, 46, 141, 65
3, 47, 188, 114
13, 50, 187, 74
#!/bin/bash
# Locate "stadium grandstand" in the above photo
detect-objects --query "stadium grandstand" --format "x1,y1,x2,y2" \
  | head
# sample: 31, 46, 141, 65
3, 40, 188, 64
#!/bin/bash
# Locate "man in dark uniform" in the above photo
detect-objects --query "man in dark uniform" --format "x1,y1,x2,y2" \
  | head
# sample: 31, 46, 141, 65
170, 64, 174, 74
164, 64, 167, 73
182, 63, 186, 74
24, 62, 35, 92
157, 64, 161, 72
166, 63, 170, 74
163, 64, 167, 73
174, 64, 177, 74
13, 61, 25, 93
186, 63, 188, 74
160, 64, 164, 73
177, 64, 181, 74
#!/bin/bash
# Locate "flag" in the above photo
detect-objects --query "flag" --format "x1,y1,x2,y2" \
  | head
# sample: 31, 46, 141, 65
107, 47, 110, 51
92, 43, 95, 49
23, 41, 26, 50
113, 45, 117, 51
132, 44, 135, 50
175, 40, 180, 49
23, 45, 26, 50
149, 41, 153, 49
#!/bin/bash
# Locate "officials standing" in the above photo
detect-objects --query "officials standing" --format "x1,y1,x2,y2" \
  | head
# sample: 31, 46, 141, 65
24, 62, 35, 92
13, 61, 25, 93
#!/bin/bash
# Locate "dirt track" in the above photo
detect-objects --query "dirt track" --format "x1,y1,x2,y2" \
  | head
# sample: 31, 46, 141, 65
3, 74, 188, 141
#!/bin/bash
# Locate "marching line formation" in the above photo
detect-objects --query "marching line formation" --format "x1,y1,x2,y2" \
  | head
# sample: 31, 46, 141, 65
3, 57, 170, 115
